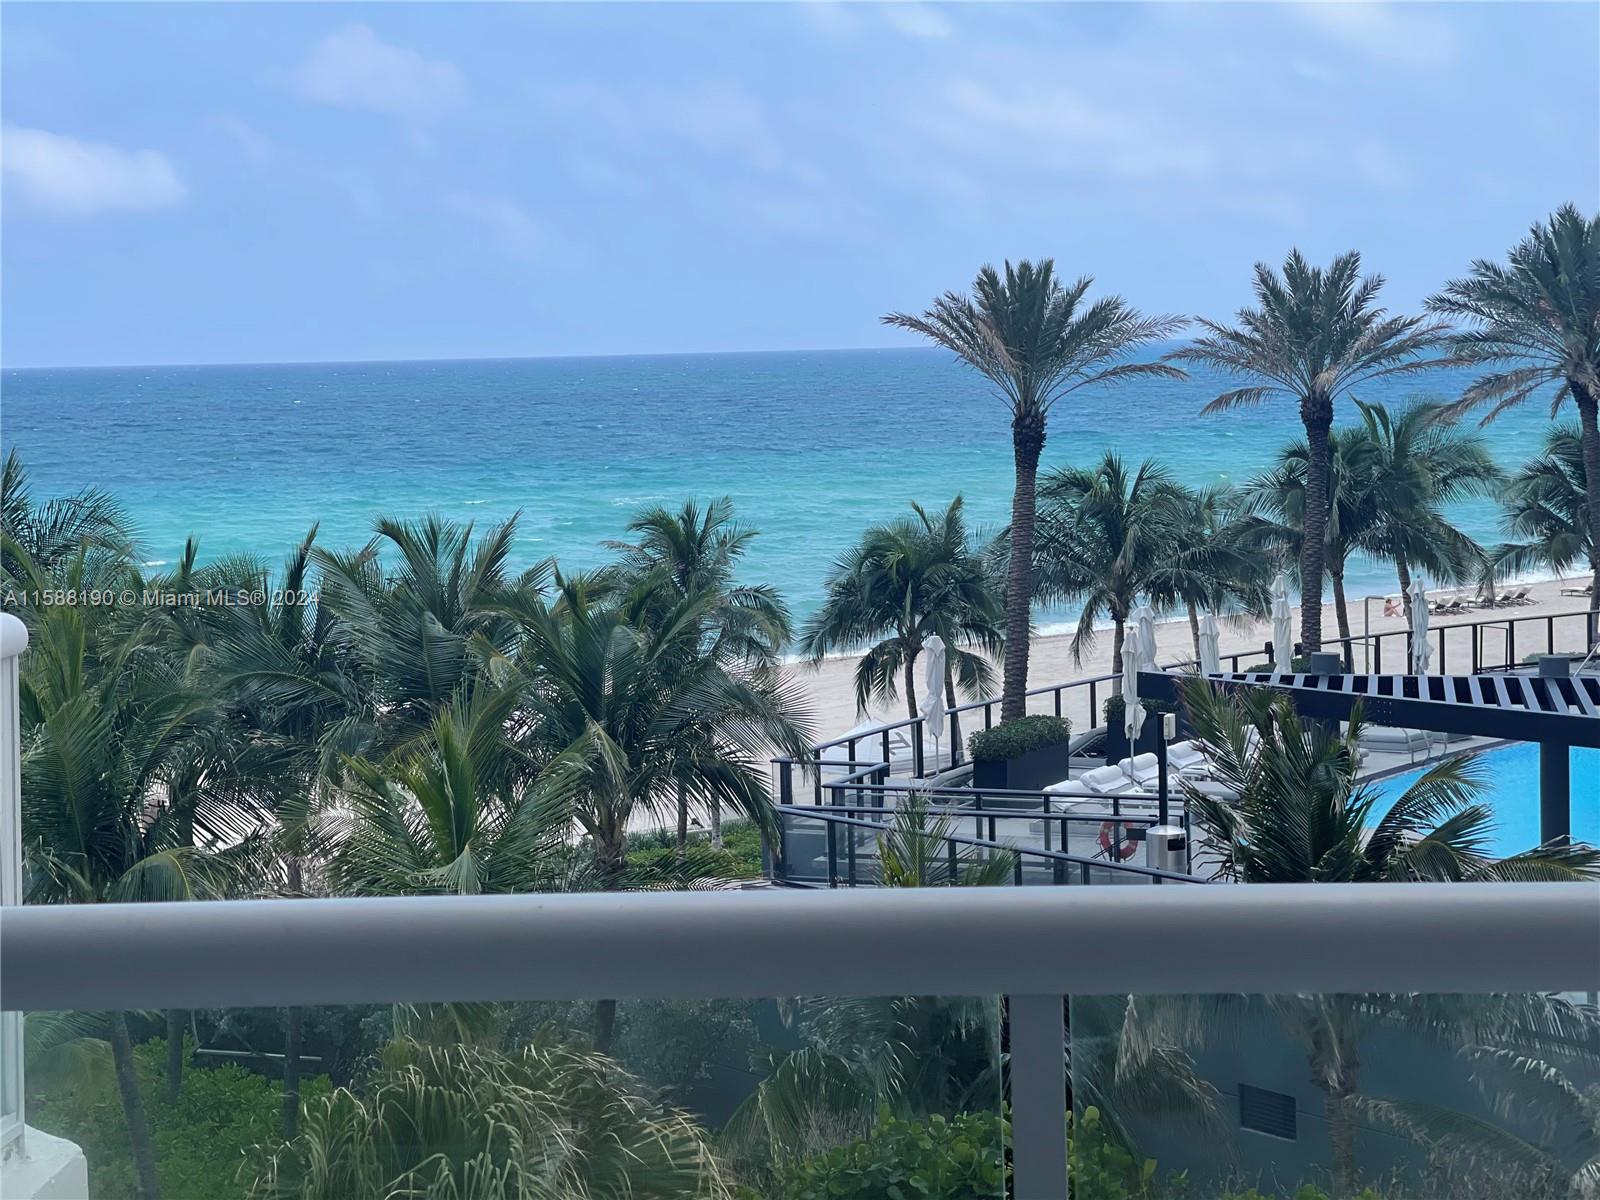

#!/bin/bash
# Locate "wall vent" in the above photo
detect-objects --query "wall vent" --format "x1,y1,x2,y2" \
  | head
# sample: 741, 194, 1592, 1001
1238, 1083, 1297, 1140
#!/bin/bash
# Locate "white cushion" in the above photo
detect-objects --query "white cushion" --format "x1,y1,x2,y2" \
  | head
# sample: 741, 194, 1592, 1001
1118, 753, 1161, 784
1081, 765, 1133, 794
1166, 741, 1206, 771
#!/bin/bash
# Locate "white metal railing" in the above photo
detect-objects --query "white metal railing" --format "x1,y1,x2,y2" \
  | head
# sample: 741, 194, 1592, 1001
4, 883, 1598, 1197
1, 612, 29, 1157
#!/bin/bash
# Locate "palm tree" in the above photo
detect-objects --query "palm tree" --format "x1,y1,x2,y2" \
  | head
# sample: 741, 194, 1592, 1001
1171, 678, 1600, 1196
249, 1036, 734, 1200
1237, 428, 1378, 645
606, 498, 792, 850
1351, 400, 1503, 611
800, 497, 1003, 735
1145, 484, 1269, 661
315, 513, 540, 752
605, 497, 791, 667
1032, 452, 1182, 674
16, 548, 254, 1200
886, 261, 1184, 719
1493, 424, 1599, 585
1429, 205, 1600, 596
1375, 1036, 1600, 1198
513, 570, 811, 1050
1170, 250, 1450, 652
1, 448, 135, 582
333, 686, 562, 897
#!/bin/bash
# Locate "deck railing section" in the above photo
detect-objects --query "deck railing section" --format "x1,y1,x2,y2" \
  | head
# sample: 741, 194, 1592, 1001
6, 884, 1597, 1200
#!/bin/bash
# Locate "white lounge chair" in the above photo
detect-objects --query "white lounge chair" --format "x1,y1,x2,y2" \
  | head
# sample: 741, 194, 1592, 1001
1358, 726, 1431, 763
1166, 741, 1207, 773
1118, 754, 1162, 787
1079, 764, 1138, 796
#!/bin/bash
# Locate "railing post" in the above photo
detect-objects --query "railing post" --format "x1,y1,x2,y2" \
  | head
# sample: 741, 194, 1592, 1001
1, 613, 29, 1156
825, 822, 839, 888
1009, 994, 1069, 1200
913, 720, 925, 778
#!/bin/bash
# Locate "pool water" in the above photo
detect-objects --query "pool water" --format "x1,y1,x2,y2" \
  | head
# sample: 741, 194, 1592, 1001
1371, 743, 1600, 856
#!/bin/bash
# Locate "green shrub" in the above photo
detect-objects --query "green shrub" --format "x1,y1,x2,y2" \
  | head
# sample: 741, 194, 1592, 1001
1103, 695, 1175, 725
757, 1105, 1179, 1200
759, 1107, 1007, 1200
625, 820, 765, 881
967, 715, 1071, 762
27, 1035, 330, 1200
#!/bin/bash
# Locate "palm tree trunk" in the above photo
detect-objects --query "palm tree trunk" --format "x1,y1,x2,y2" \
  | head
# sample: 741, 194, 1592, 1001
164, 1010, 184, 1103
1325, 1086, 1358, 1198
675, 782, 688, 863
1299, 396, 1334, 653
1003, 411, 1046, 719
903, 656, 918, 720
943, 666, 963, 763
1396, 552, 1413, 619
1330, 565, 1352, 644
110, 1010, 162, 1200
1573, 381, 1600, 602
1110, 618, 1126, 694
710, 797, 723, 849
1187, 601, 1201, 661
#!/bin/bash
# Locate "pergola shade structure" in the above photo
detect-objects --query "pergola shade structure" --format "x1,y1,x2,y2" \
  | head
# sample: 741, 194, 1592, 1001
1140, 667, 1600, 845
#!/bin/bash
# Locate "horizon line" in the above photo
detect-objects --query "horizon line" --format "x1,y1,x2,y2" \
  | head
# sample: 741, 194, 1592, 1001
0, 340, 991, 374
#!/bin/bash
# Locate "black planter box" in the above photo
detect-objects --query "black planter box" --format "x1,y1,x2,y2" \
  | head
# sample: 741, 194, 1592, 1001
970, 742, 1072, 792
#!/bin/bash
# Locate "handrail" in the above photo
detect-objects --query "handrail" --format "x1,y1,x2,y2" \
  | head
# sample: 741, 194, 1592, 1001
4, 884, 1594, 1012
789, 607, 1600, 774
774, 805, 1195, 882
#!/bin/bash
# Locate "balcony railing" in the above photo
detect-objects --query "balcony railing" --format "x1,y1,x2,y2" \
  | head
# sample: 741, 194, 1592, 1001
5, 882, 1597, 1198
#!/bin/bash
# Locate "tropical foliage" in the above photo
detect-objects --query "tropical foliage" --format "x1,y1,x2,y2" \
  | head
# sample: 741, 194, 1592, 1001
249, 1036, 733, 1200
800, 496, 1002, 721
1430, 204, 1600, 595
886, 261, 1184, 718
1172, 251, 1450, 651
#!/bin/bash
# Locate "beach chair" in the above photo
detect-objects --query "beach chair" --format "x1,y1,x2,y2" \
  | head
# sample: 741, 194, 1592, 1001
1118, 754, 1162, 788
1078, 764, 1137, 796
1358, 726, 1431, 764
1560, 584, 1593, 598
1508, 587, 1532, 606
1166, 741, 1207, 773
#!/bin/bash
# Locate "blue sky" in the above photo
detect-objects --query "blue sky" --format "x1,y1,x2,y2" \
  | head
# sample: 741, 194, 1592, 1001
3, 2, 1596, 368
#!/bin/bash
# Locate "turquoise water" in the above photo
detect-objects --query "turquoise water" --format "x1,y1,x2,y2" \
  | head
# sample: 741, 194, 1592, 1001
1372, 744, 1600, 856
0, 346, 1568, 623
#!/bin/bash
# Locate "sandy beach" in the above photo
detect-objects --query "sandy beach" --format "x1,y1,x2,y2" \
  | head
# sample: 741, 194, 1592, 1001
787, 575, 1599, 743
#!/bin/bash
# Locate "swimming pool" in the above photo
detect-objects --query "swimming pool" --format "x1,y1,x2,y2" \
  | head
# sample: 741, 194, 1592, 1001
1371, 743, 1600, 856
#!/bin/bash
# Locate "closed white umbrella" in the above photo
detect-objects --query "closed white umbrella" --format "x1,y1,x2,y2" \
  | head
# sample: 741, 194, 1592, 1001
1198, 612, 1222, 675
1271, 572, 1294, 669
1121, 624, 1145, 742
1409, 579, 1432, 675
1131, 603, 1159, 671
919, 634, 948, 767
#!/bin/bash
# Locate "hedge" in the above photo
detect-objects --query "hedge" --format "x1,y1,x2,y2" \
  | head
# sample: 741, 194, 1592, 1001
966, 715, 1072, 762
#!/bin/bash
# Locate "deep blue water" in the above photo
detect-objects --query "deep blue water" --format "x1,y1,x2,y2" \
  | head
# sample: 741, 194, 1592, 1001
0, 346, 1568, 623
1372, 744, 1600, 856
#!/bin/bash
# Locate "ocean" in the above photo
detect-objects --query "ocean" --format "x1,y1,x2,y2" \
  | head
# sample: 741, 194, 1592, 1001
0, 346, 1567, 627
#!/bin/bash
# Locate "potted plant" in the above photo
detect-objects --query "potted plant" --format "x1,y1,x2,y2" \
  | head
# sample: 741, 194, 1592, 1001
1103, 695, 1179, 761
968, 715, 1072, 791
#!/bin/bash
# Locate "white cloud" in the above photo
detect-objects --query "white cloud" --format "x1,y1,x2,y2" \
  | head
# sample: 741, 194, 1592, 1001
1, 124, 186, 215
1293, 2, 1458, 70
880, 4, 955, 41
207, 114, 275, 164
292, 25, 464, 118
445, 191, 539, 257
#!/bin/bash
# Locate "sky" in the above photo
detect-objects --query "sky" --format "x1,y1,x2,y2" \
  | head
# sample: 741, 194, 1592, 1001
2, 1, 1597, 369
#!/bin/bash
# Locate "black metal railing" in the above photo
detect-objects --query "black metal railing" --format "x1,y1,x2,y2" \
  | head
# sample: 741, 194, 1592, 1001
770, 804, 1201, 889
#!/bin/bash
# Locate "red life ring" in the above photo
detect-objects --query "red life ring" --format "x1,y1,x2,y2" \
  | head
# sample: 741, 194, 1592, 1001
1099, 822, 1139, 862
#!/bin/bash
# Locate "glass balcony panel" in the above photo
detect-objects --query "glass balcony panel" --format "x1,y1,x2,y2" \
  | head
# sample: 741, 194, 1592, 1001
1068, 990, 1600, 1199
21, 994, 1005, 1199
